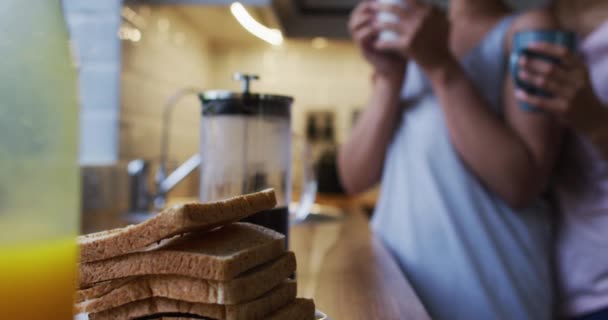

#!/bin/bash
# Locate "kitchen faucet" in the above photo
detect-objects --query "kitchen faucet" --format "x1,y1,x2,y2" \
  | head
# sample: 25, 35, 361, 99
127, 74, 269, 216
127, 73, 270, 214
127, 87, 202, 215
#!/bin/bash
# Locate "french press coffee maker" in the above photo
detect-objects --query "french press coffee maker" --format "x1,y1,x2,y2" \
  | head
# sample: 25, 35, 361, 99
200, 73, 304, 237
129, 74, 317, 240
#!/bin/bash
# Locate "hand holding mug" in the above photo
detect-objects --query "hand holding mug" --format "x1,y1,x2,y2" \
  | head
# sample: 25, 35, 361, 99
348, 1, 406, 81
374, 0, 453, 75
515, 42, 589, 116
510, 30, 580, 113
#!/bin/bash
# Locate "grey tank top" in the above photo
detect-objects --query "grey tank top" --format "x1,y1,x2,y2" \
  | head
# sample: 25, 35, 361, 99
371, 15, 554, 320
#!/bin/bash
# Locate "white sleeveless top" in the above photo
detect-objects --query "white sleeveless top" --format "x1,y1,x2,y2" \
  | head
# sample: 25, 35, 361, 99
371, 16, 553, 320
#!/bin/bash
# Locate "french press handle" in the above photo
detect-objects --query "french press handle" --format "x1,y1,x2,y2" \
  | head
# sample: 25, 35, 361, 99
233, 73, 259, 94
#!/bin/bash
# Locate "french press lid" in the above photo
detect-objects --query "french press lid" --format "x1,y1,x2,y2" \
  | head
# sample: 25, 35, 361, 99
200, 73, 293, 117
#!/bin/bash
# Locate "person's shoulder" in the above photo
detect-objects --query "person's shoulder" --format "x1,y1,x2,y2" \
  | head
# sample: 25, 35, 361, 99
505, 9, 560, 51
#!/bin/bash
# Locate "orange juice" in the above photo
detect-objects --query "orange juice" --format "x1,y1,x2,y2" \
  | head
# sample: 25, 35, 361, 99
0, 238, 77, 319
0, 1, 80, 319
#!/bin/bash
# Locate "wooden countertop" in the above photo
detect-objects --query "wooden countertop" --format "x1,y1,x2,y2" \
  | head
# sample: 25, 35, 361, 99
291, 209, 430, 320
82, 204, 429, 320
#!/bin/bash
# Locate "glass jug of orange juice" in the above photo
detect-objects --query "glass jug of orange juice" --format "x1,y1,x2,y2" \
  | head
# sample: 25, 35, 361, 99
0, 1, 80, 319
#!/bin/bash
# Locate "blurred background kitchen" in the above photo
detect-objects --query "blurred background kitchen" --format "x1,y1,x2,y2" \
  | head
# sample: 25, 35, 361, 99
3, 0, 605, 318
75, 0, 370, 223
71, 0, 551, 224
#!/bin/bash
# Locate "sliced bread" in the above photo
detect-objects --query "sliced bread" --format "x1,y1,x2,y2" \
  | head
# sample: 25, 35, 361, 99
80, 223, 285, 287
266, 298, 316, 320
149, 299, 316, 320
76, 252, 297, 313
77, 278, 132, 303
88, 280, 297, 320
79, 189, 277, 263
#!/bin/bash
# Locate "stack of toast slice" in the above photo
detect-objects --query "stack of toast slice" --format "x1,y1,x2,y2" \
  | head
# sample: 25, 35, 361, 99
76, 189, 315, 320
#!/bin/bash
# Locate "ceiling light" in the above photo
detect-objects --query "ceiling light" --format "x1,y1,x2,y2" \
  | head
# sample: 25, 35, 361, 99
230, 2, 283, 46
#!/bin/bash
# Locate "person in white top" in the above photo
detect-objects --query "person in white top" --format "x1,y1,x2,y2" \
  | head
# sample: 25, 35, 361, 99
514, 1, 608, 319
340, 0, 563, 319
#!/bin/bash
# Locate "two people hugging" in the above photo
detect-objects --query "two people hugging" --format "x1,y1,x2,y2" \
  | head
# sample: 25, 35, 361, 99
338, 0, 608, 319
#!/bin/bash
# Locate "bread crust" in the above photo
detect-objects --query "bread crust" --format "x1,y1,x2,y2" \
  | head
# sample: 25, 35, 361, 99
76, 252, 296, 313
267, 299, 316, 320
88, 280, 297, 320
79, 223, 285, 287
79, 189, 277, 263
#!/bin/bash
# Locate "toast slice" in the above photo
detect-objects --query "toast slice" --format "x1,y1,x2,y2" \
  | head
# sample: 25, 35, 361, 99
267, 299, 316, 320
153, 299, 316, 320
76, 252, 297, 313
77, 278, 132, 303
79, 223, 285, 287
79, 189, 277, 263
88, 280, 297, 320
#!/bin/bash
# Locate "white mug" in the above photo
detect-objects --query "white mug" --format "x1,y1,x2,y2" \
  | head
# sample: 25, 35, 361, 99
377, 0, 406, 42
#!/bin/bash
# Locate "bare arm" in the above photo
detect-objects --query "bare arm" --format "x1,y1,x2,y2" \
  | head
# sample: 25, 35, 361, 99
518, 75, 608, 161
587, 108, 608, 160
590, 122, 608, 161
373, 5, 562, 208
338, 73, 405, 194
514, 9, 608, 160
568, 87, 608, 160
428, 11, 562, 208
429, 60, 560, 208
337, 1, 407, 194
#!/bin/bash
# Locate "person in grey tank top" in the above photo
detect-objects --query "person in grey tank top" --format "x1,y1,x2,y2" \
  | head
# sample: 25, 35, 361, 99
339, 1, 563, 319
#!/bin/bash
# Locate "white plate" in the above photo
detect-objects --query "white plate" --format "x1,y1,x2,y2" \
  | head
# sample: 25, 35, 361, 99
316, 309, 330, 320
